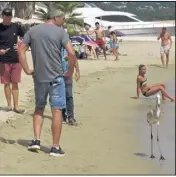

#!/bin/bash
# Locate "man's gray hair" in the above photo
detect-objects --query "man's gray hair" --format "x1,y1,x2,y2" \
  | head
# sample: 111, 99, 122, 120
49, 9, 65, 19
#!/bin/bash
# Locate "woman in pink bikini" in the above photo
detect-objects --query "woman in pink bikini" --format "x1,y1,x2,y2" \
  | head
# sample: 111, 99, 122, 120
136, 64, 175, 101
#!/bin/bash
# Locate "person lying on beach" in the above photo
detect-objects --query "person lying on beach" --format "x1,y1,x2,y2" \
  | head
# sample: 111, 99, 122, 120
110, 31, 119, 60
136, 64, 175, 102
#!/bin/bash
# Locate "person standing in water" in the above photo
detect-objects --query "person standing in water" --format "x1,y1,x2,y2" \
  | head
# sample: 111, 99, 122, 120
88, 22, 107, 60
157, 27, 172, 68
136, 64, 175, 102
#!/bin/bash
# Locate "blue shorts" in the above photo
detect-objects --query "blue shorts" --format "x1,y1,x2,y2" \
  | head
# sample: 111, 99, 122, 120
114, 43, 119, 48
34, 77, 66, 110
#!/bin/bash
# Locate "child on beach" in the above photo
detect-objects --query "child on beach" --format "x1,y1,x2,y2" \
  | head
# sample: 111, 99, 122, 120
136, 64, 175, 102
61, 48, 80, 125
110, 31, 119, 60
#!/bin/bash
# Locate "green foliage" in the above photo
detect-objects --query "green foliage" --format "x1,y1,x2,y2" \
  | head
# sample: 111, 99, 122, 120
35, 2, 84, 32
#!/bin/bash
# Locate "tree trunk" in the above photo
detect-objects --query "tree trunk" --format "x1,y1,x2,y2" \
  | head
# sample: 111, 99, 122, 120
10, 2, 34, 19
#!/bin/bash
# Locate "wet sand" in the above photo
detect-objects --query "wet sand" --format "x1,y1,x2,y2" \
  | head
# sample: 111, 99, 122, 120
0, 41, 175, 174
135, 78, 175, 175
0, 64, 175, 174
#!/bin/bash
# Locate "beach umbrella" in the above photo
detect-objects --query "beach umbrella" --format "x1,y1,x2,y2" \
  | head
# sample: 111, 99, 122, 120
146, 94, 165, 160
24, 18, 43, 24
70, 36, 85, 44
70, 35, 99, 48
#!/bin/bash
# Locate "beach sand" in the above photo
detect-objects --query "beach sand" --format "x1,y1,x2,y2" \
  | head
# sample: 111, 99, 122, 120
0, 41, 175, 174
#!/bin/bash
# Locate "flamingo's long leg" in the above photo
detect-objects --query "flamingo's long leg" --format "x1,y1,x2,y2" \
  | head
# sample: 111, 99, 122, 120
150, 125, 155, 158
156, 123, 165, 160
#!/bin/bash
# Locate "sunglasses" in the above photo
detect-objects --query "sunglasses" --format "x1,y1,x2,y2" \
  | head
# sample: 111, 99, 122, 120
2, 13, 12, 17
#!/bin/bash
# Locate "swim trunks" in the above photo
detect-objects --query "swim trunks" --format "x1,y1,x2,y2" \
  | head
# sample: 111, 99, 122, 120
160, 44, 170, 55
95, 39, 105, 46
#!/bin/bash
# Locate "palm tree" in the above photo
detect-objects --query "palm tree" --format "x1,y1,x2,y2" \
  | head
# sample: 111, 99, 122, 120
35, 2, 84, 36
34, 2, 53, 21
10, 2, 35, 19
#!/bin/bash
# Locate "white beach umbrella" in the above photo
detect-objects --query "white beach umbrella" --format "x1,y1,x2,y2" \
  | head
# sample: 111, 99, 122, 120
24, 18, 43, 24
12, 17, 26, 23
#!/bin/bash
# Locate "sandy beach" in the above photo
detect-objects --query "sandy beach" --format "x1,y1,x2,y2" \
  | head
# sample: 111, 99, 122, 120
0, 40, 175, 174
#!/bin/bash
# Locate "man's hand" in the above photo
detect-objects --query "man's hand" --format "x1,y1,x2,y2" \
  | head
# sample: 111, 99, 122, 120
75, 71, 80, 82
26, 69, 34, 75
0, 49, 7, 55
64, 71, 73, 79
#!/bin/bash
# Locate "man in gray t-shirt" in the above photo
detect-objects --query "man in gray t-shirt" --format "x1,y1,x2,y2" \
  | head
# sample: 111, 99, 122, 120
18, 10, 77, 157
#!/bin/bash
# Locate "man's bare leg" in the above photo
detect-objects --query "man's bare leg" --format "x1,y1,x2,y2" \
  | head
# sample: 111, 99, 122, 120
160, 54, 165, 68
12, 83, 25, 113
166, 52, 169, 68
4, 83, 12, 110
102, 45, 107, 60
33, 107, 45, 139
95, 48, 99, 59
51, 109, 62, 147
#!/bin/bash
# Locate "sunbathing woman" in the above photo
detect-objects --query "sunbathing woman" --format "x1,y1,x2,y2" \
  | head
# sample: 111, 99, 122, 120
136, 64, 175, 101
110, 31, 119, 60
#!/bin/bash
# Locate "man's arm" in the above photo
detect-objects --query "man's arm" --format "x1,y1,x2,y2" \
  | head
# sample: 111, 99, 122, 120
18, 43, 32, 75
61, 30, 76, 77
157, 34, 161, 40
136, 77, 141, 99
102, 29, 106, 41
64, 42, 76, 77
87, 29, 95, 35
18, 31, 33, 75
168, 34, 172, 48
74, 59, 80, 72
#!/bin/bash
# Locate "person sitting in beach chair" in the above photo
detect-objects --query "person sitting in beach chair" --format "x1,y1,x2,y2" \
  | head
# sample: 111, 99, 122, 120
136, 64, 175, 102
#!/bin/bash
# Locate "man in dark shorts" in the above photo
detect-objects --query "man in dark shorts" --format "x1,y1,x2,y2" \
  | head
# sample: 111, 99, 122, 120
0, 8, 25, 113
18, 10, 76, 156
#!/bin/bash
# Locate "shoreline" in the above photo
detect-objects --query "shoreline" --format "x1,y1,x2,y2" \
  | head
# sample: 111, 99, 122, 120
0, 40, 175, 174
0, 64, 175, 174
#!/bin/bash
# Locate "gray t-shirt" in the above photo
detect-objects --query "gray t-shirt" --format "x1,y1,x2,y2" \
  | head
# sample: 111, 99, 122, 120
23, 23, 69, 82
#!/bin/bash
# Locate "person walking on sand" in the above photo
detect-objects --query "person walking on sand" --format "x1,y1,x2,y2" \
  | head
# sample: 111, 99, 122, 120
87, 22, 107, 60
18, 10, 76, 156
110, 31, 119, 61
157, 27, 172, 68
0, 8, 25, 114
61, 48, 80, 125
136, 64, 175, 102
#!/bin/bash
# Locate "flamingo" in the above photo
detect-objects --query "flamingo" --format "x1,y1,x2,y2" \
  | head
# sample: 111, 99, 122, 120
146, 94, 165, 160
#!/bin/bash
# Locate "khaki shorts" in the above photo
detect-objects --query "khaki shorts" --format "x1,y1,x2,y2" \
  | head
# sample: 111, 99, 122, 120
160, 45, 170, 55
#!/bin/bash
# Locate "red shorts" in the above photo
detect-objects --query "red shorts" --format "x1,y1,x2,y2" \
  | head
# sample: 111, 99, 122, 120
0, 63, 22, 84
95, 39, 105, 46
